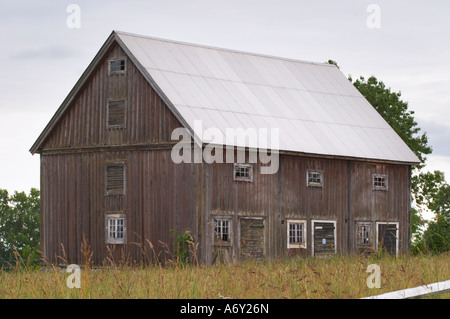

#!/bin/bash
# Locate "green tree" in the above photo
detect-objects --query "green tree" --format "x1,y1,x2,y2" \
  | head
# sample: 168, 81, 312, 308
412, 171, 449, 253
0, 188, 40, 266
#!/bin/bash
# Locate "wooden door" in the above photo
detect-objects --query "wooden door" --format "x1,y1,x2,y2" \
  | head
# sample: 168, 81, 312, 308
377, 223, 398, 256
312, 221, 336, 257
239, 218, 264, 261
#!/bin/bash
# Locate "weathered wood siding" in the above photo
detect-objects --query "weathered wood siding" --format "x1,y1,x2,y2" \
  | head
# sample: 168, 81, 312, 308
39, 41, 199, 264
349, 162, 411, 253
41, 150, 199, 265
203, 154, 411, 263
38, 40, 412, 265
41, 43, 181, 151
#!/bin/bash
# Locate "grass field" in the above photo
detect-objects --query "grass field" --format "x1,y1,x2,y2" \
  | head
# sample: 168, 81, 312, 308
0, 252, 448, 299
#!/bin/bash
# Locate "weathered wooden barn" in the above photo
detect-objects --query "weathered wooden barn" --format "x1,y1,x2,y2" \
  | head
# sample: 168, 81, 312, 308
30, 31, 420, 265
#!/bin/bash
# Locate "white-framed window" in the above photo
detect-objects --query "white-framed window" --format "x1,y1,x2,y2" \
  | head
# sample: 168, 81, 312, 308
213, 217, 231, 244
376, 221, 399, 257
356, 222, 372, 245
105, 213, 126, 244
108, 57, 126, 75
373, 174, 388, 191
287, 220, 307, 249
307, 170, 323, 187
233, 164, 253, 182
105, 162, 126, 195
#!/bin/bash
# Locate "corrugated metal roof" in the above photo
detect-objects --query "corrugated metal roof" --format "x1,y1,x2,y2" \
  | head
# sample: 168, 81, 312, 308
116, 31, 420, 164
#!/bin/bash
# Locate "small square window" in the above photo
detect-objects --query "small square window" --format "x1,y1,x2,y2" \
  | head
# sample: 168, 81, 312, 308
287, 220, 307, 249
233, 164, 253, 182
106, 214, 126, 244
356, 223, 371, 245
109, 58, 126, 75
307, 170, 323, 187
214, 218, 231, 243
373, 174, 388, 191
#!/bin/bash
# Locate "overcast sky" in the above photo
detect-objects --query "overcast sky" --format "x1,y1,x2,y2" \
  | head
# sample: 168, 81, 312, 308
0, 0, 449, 194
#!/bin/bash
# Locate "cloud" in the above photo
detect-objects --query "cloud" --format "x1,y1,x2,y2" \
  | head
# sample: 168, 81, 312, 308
10, 45, 80, 60
418, 119, 450, 157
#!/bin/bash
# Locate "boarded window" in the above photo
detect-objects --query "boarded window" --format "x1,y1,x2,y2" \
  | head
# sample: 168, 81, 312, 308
106, 213, 126, 244
307, 170, 323, 187
239, 218, 264, 260
107, 100, 126, 128
287, 220, 306, 249
233, 164, 253, 182
109, 58, 126, 75
105, 163, 125, 195
214, 218, 231, 243
373, 174, 388, 191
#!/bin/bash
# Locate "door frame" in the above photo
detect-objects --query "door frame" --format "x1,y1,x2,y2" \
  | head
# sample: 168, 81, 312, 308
311, 219, 337, 257
376, 221, 399, 257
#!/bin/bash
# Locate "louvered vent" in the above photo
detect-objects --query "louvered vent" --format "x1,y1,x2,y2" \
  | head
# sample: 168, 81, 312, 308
107, 100, 126, 128
105, 163, 125, 195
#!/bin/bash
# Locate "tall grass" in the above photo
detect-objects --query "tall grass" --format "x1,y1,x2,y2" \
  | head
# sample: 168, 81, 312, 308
0, 249, 448, 299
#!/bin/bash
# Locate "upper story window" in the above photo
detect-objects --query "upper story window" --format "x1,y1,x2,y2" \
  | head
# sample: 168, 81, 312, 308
307, 170, 323, 187
373, 174, 388, 191
233, 164, 253, 182
107, 99, 127, 129
105, 162, 126, 195
109, 58, 126, 75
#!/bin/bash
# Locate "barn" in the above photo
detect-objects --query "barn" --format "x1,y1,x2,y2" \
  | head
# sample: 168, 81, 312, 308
30, 31, 420, 265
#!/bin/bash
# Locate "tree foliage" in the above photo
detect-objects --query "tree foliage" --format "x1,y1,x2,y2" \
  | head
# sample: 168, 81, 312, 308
412, 171, 450, 254
0, 188, 40, 266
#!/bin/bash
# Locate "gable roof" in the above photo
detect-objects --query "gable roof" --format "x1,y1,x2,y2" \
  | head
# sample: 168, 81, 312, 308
31, 30, 420, 164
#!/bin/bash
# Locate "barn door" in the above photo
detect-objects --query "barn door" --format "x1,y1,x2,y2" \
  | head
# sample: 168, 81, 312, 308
239, 218, 265, 261
377, 222, 398, 256
312, 220, 336, 257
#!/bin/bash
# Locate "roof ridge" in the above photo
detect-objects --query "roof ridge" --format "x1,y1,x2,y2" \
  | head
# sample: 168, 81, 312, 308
146, 67, 361, 97
181, 104, 392, 130
113, 30, 335, 68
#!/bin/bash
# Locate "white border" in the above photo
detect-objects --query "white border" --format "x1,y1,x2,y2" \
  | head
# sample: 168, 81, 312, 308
105, 213, 127, 244
286, 219, 307, 249
233, 163, 253, 182
306, 169, 324, 187
372, 174, 388, 191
